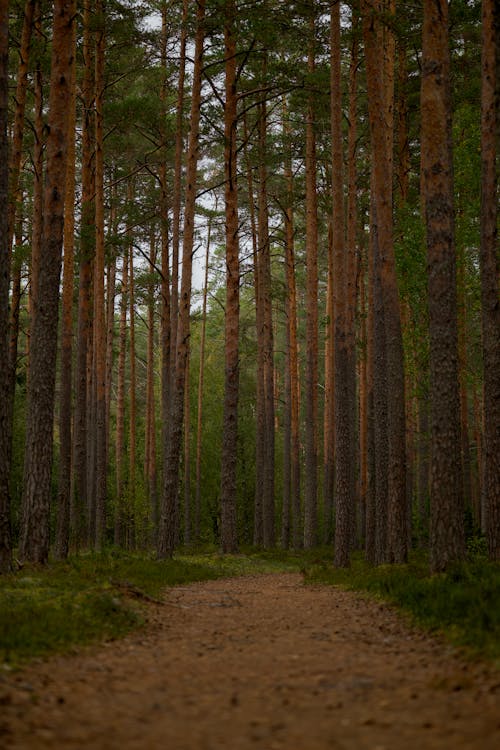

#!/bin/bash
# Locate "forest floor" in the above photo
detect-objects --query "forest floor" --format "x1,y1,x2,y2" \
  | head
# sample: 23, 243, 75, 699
1, 572, 499, 750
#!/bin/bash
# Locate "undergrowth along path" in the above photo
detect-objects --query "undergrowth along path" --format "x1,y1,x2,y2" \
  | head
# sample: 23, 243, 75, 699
1, 573, 499, 749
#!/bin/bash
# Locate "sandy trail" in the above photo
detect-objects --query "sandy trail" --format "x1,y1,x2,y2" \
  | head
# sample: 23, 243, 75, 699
1, 573, 499, 749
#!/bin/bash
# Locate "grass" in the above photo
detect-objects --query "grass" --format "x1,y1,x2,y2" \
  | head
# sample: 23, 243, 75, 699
0, 547, 306, 668
1, 546, 498, 668
304, 550, 500, 664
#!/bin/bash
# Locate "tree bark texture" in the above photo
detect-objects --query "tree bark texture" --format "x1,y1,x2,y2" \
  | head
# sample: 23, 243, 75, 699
304, 10, 319, 549
421, 0, 465, 572
362, 0, 407, 564
0, 0, 12, 572
480, 0, 500, 560
158, 0, 205, 558
220, 0, 239, 554
19, 0, 75, 563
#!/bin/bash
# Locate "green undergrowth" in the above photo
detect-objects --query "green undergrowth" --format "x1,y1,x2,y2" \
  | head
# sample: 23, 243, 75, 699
0, 548, 308, 668
305, 551, 500, 664
2, 546, 498, 669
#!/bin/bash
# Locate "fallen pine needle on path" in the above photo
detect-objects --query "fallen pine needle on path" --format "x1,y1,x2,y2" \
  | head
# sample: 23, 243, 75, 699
1, 573, 499, 749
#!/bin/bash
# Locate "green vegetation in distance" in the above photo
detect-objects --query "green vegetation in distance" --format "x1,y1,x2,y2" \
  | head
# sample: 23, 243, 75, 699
0, 547, 498, 669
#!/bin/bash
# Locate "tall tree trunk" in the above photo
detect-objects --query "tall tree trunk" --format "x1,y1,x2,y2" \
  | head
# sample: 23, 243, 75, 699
55, 13, 77, 559
0, 0, 12, 572
323, 223, 334, 544
304, 8, 319, 549
421, 0, 465, 572
158, 0, 205, 558
282, 101, 302, 550
220, 0, 239, 554
19, 0, 75, 563
115, 247, 128, 546
93, 0, 106, 549
480, 0, 500, 560
195, 216, 212, 544
146, 229, 158, 544
128, 237, 137, 549
362, 0, 407, 564
257, 95, 275, 549
332, 2, 352, 568
159, 1, 171, 504
72, 0, 95, 548
170, 0, 189, 371
29, 18, 44, 349
183, 355, 191, 546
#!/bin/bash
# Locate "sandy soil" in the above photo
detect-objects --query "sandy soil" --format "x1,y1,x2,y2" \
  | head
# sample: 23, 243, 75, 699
0, 573, 499, 749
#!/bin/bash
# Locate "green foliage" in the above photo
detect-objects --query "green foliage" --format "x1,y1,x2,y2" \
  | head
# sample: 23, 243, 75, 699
305, 552, 500, 663
0, 549, 311, 668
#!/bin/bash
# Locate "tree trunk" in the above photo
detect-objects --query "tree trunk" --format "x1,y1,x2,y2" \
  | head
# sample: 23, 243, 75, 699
421, 0, 465, 572
257, 96, 275, 549
480, 0, 500, 560
220, 0, 240, 554
362, 0, 407, 564
93, 0, 107, 550
158, 0, 205, 558
146, 229, 158, 544
332, 2, 352, 568
0, 0, 11, 572
195, 216, 213, 544
19, 0, 75, 563
115, 247, 128, 547
128, 237, 137, 549
72, 0, 95, 548
304, 8, 319, 549
55, 13, 77, 559
282, 99, 301, 550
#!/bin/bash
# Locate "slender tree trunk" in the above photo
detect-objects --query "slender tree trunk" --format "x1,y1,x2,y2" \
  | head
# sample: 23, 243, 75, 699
72, 0, 95, 548
421, 0, 465, 572
480, 0, 500, 560
55, 14, 77, 559
332, 2, 352, 568
304, 9, 319, 549
93, 0, 106, 550
184, 355, 191, 546
19, 0, 75, 563
220, 0, 240, 554
159, 1, 171, 500
29, 19, 44, 347
195, 216, 212, 544
146, 230, 158, 544
158, 0, 205, 558
362, 0, 407, 564
0, 0, 11, 572
128, 237, 137, 549
115, 247, 128, 546
170, 0, 189, 370
258, 96, 275, 549
323, 223, 334, 545
282, 99, 301, 550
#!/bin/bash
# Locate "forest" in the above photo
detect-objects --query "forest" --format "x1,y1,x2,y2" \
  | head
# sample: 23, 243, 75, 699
0, 0, 499, 577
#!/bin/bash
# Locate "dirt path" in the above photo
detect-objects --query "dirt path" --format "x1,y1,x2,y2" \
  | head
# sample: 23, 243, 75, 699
1, 573, 499, 749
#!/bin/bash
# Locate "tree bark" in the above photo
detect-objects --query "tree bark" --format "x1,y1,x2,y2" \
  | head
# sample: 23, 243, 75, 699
362, 0, 407, 564
0, 0, 12, 572
220, 0, 240, 554
304, 8, 319, 549
158, 0, 205, 558
421, 0, 465, 572
55, 13, 77, 559
72, 0, 95, 548
19, 0, 75, 563
480, 0, 500, 559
